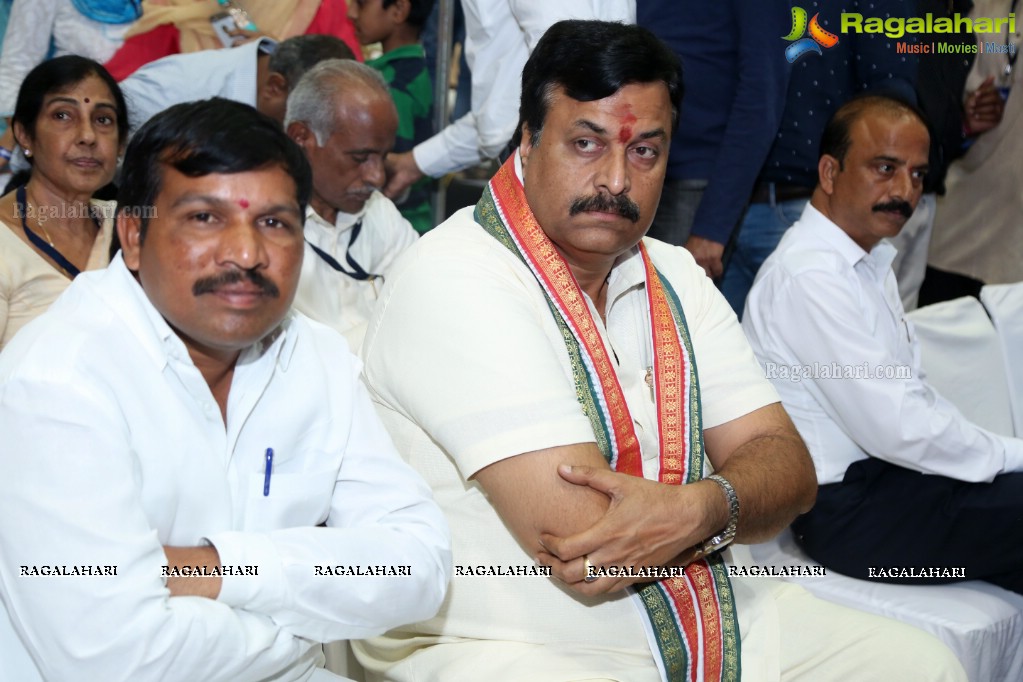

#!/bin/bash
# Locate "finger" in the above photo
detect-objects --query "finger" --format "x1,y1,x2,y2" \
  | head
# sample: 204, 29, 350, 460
539, 530, 593, 562
537, 549, 593, 584
556, 463, 621, 496
709, 258, 724, 280
383, 178, 405, 200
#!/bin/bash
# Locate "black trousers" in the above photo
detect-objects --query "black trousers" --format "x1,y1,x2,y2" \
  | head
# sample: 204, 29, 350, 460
791, 458, 1023, 594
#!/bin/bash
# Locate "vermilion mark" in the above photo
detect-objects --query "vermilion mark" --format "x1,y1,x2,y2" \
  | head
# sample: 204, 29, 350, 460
618, 112, 637, 144
84, 98, 90, 103
239, 199, 250, 209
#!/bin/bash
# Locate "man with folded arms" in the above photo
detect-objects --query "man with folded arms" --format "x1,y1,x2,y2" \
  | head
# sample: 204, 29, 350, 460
0, 98, 450, 681
356, 20, 964, 682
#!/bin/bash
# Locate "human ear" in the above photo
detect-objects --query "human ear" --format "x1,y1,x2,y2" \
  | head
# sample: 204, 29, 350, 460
390, 0, 411, 23
818, 154, 840, 195
286, 120, 317, 151
118, 211, 143, 271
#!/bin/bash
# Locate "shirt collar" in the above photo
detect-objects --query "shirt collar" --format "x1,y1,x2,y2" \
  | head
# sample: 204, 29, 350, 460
306, 199, 369, 235
799, 202, 897, 275
106, 252, 297, 373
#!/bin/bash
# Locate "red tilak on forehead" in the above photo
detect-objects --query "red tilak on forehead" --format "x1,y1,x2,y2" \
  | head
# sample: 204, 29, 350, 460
84, 97, 90, 104
618, 112, 637, 144
239, 199, 250, 209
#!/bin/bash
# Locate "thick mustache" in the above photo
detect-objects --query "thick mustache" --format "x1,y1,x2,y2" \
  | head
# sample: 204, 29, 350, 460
872, 200, 913, 218
192, 269, 280, 297
569, 194, 641, 223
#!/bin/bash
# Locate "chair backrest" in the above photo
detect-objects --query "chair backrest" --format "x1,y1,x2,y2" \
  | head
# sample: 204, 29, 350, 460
980, 283, 1023, 437
907, 295, 1014, 436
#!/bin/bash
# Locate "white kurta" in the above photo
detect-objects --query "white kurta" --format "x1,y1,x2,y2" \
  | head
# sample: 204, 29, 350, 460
356, 200, 791, 680
0, 255, 450, 681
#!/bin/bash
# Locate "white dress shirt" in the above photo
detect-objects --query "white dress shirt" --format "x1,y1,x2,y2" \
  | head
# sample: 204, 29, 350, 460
120, 37, 276, 135
412, 0, 635, 177
743, 203, 1023, 484
0, 255, 450, 681
293, 192, 418, 351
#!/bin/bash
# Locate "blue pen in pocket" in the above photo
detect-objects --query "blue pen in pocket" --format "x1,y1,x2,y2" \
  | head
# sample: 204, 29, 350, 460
263, 447, 274, 496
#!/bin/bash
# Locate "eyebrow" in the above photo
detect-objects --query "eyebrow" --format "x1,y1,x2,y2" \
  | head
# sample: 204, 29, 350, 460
572, 119, 667, 142
44, 96, 116, 109
170, 193, 302, 218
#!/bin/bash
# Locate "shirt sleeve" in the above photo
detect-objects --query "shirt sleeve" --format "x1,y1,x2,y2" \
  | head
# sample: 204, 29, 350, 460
772, 268, 1023, 482
119, 58, 184, 136
0, 377, 307, 682
362, 229, 597, 479
689, 0, 791, 245
207, 351, 451, 642
412, 0, 635, 178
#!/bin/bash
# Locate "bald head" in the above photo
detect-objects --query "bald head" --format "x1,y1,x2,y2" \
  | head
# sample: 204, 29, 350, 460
819, 94, 929, 170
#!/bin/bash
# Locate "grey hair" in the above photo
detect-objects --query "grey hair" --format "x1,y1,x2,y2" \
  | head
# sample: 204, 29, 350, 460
285, 59, 391, 146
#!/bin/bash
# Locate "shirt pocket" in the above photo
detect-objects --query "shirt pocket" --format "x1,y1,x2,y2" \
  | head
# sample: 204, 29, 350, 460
239, 465, 337, 531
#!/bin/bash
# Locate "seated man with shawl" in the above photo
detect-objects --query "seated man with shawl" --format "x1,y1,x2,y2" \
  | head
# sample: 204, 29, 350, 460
355, 19, 965, 682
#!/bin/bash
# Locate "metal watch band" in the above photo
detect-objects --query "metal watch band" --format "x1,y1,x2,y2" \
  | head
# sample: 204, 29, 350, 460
694, 474, 740, 558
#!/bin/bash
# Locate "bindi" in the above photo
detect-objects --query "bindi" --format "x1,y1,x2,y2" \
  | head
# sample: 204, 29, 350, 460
84, 97, 90, 103
238, 199, 250, 209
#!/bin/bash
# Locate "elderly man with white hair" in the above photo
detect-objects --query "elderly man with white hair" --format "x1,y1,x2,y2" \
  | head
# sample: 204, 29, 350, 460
285, 59, 419, 350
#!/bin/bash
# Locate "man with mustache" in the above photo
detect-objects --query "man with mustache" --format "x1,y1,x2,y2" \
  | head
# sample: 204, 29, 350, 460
285, 59, 418, 350
0, 98, 450, 681
743, 94, 1023, 593
356, 24, 964, 681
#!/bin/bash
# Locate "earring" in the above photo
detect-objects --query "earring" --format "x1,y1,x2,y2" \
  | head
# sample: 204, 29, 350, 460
23, 149, 31, 158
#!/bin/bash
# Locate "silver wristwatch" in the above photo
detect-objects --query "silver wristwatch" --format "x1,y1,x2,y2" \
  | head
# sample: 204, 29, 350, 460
693, 474, 739, 559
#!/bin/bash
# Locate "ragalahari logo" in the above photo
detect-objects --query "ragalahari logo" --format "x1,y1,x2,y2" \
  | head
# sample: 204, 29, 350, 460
783, 7, 840, 62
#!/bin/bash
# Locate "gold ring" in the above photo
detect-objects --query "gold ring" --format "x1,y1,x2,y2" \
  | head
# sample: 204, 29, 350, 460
583, 554, 598, 583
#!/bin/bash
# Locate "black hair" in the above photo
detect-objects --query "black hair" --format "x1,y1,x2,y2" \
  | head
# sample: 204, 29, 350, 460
515, 20, 683, 148
117, 98, 312, 242
269, 34, 356, 88
819, 92, 930, 168
13, 55, 129, 144
382, 0, 437, 30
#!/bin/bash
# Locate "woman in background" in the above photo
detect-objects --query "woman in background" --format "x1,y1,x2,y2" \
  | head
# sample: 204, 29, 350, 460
0, 55, 128, 349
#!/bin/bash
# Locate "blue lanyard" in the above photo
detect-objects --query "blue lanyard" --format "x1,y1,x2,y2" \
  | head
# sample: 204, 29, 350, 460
305, 219, 381, 281
16, 186, 98, 279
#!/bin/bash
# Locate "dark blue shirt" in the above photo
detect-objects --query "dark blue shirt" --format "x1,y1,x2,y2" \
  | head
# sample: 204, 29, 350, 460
638, 0, 792, 243
760, 0, 919, 188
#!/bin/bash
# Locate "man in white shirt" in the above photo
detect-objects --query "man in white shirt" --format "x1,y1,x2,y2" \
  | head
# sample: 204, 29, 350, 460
121, 34, 354, 133
285, 59, 418, 350
742, 93, 1023, 594
381, 0, 635, 200
0, 98, 450, 681
356, 22, 964, 681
